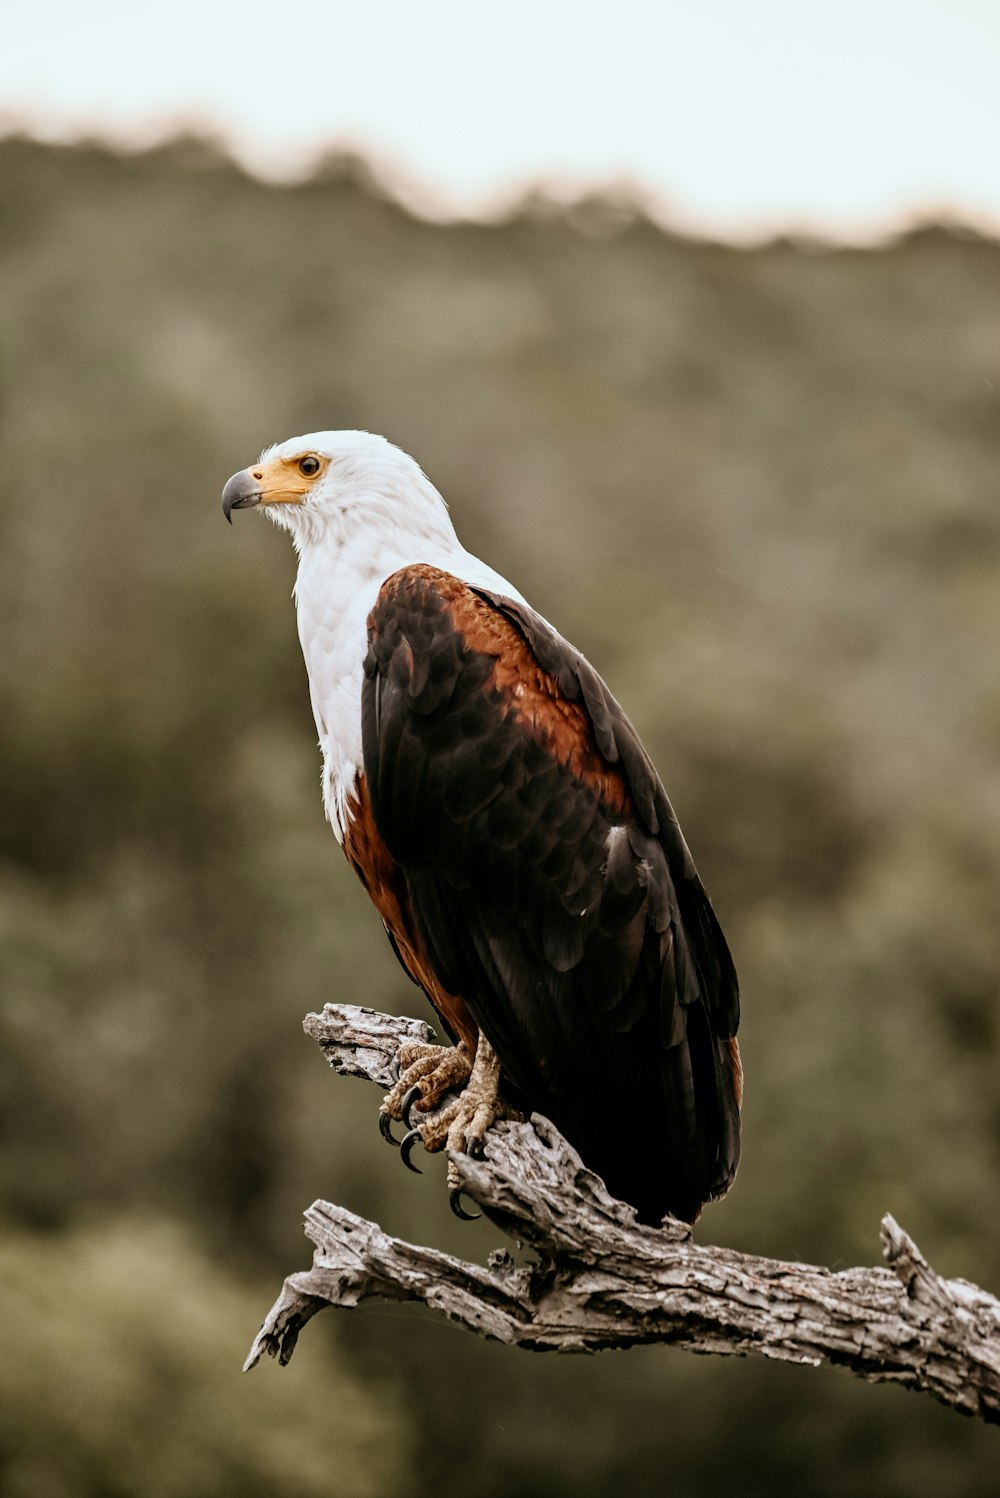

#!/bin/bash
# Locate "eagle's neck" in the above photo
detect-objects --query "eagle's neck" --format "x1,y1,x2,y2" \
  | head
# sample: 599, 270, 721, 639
292, 526, 525, 842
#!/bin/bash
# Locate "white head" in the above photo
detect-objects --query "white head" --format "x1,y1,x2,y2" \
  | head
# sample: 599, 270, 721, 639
221, 429, 459, 555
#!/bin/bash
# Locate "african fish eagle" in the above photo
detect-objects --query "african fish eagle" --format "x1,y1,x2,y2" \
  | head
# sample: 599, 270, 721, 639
222, 431, 741, 1226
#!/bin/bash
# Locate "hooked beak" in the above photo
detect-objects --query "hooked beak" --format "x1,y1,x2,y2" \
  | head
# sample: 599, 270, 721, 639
222, 470, 262, 524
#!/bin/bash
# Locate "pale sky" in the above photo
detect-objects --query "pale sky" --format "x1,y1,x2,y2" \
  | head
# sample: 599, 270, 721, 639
4, 0, 999, 241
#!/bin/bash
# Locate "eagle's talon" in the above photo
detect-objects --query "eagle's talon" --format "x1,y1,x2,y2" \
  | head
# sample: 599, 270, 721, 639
378, 1108, 401, 1147
379, 1041, 473, 1154
449, 1186, 481, 1221
401, 1083, 424, 1130
400, 1127, 424, 1173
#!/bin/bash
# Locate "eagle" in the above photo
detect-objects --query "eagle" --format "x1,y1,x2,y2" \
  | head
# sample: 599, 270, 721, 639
222, 430, 741, 1226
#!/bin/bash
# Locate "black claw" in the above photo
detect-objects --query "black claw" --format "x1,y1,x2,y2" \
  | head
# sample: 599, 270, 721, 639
449, 1187, 481, 1221
400, 1128, 424, 1173
401, 1084, 423, 1130
378, 1109, 401, 1147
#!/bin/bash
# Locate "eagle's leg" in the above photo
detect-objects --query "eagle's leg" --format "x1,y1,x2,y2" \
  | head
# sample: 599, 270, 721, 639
445, 1031, 509, 1156
379, 1039, 473, 1144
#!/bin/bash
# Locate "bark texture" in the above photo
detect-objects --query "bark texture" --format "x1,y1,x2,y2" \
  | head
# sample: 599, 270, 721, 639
246, 1004, 1000, 1426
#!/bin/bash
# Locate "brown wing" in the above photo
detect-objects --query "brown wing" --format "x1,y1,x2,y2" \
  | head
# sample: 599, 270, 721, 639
359, 562, 741, 1224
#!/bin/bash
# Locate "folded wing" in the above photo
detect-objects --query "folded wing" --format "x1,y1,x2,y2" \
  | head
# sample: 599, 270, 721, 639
361, 563, 741, 1224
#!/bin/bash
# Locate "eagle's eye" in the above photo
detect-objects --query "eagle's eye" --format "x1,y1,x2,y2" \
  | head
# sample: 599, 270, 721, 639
298, 455, 321, 477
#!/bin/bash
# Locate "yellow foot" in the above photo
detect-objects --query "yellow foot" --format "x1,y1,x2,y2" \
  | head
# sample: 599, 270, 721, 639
378, 1039, 472, 1145
391, 1033, 520, 1218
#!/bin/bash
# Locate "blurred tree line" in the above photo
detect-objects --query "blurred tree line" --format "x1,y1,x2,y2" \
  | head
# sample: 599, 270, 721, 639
0, 133, 998, 1495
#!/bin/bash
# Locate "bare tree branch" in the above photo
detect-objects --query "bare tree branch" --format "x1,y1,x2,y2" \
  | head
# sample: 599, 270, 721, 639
246, 1004, 1000, 1426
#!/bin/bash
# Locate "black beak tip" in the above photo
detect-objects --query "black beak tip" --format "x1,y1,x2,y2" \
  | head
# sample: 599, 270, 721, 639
222, 470, 263, 525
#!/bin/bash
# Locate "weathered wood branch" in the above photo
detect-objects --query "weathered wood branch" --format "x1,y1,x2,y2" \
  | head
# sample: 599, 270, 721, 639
247, 1004, 1000, 1426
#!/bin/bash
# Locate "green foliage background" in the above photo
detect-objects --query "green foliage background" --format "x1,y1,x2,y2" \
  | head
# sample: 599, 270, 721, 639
1, 134, 998, 1493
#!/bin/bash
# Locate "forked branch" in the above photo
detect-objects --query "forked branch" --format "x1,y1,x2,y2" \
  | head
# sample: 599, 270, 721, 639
246, 1004, 1000, 1426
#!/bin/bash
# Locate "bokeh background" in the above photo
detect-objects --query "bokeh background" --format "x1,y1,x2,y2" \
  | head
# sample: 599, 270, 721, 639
2, 4, 1000, 1493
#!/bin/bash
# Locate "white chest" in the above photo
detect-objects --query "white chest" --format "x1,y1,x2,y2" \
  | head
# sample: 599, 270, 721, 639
293, 552, 381, 842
